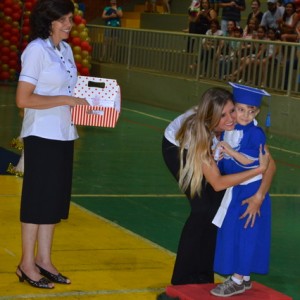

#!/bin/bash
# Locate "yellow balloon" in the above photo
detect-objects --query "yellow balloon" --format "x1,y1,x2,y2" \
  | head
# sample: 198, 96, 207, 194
79, 31, 88, 40
2, 64, 9, 71
10, 45, 18, 51
72, 46, 82, 54
78, 23, 85, 32
3, 40, 10, 46
4, 16, 12, 23
71, 30, 79, 37
81, 50, 89, 58
81, 59, 89, 67
74, 54, 82, 63
12, 21, 20, 28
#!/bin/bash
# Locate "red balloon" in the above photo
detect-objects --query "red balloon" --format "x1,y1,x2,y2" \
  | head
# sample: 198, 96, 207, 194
80, 67, 90, 76
10, 36, 19, 45
2, 47, 10, 55
22, 26, 30, 35
4, 0, 14, 5
23, 17, 30, 25
4, 7, 13, 16
2, 32, 11, 40
1, 55, 10, 64
0, 71, 10, 81
25, 2, 33, 10
81, 41, 90, 51
21, 41, 29, 51
9, 51, 18, 59
73, 15, 82, 25
3, 23, 12, 31
12, 12, 21, 21
11, 27, 20, 36
8, 59, 18, 69
72, 37, 81, 46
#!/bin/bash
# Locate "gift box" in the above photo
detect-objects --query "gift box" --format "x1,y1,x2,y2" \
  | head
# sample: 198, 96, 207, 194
72, 76, 121, 127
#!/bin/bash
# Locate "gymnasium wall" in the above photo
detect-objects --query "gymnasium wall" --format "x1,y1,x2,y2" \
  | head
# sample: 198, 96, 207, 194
92, 63, 300, 140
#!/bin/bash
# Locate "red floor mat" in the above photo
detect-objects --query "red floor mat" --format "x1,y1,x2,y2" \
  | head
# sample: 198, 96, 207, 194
166, 282, 292, 300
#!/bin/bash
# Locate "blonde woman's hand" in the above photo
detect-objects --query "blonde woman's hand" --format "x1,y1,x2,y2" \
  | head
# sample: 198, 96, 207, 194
258, 144, 270, 173
239, 193, 262, 228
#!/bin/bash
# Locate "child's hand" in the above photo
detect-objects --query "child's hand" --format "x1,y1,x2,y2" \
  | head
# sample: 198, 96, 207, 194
218, 141, 234, 156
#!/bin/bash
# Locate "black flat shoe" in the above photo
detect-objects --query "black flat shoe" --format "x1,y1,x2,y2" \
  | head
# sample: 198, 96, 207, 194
16, 266, 54, 289
36, 264, 71, 284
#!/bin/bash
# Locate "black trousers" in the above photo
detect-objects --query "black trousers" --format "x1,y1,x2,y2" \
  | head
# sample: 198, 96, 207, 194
162, 137, 225, 285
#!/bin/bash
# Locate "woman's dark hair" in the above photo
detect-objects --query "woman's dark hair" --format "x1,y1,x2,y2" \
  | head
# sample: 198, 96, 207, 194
29, 0, 74, 41
210, 19, 220, 29
283, 2, 296, 22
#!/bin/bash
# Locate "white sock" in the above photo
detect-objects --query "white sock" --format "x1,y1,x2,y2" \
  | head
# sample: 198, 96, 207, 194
243, 276, 250, 282
231, 275, 243, 285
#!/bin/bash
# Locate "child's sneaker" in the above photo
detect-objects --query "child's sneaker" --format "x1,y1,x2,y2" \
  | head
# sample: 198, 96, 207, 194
210, 277, 245, 297
243, 279, 252, 290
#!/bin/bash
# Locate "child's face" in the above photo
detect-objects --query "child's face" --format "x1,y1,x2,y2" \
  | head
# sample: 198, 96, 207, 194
268, 30, 276, 40
234, 31, 242, 38
257, 28, 266, 39
235, 103, 259, 126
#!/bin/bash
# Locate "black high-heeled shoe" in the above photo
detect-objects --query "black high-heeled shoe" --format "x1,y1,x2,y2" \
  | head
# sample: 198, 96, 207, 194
16, 266, 54, 289
36, 264, 71, 284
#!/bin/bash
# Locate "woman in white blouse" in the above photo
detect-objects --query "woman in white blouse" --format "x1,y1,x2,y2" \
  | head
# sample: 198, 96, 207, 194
15, 0, 88, 289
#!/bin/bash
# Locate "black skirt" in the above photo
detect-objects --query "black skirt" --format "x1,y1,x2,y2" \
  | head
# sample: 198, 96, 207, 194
20, 136, 74, 224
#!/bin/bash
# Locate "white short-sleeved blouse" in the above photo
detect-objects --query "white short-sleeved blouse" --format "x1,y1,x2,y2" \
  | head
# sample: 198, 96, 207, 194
19, 38, 79, 141
164, 108, 196, 146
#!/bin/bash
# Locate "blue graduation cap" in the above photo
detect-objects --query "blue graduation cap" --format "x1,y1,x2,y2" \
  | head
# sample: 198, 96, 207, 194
228, 82, 270, 107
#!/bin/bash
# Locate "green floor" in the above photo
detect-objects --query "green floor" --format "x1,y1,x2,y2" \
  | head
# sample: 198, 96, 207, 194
1, 84, 300, 299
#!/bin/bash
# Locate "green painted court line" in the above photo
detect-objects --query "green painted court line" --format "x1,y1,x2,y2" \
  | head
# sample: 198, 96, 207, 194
123, 107, 172, 122
268, 145, 300, 156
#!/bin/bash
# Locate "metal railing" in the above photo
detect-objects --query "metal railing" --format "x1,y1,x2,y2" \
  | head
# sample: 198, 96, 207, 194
87, 24, 300, 96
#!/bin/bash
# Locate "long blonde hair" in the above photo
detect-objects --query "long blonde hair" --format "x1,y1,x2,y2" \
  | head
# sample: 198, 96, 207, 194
176, 87, 233, 198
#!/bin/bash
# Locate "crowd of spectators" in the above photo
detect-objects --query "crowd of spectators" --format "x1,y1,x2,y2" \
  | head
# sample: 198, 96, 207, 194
182, 0, 300, 87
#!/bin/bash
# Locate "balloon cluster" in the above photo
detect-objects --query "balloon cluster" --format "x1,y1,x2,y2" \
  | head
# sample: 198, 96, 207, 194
20, 0, 37, 51
0, 0, 23, 81
0, 0, 92, 81
68, 2, 92, 76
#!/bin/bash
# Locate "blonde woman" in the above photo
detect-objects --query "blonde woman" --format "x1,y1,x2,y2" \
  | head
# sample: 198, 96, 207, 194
162, 87, 275, 286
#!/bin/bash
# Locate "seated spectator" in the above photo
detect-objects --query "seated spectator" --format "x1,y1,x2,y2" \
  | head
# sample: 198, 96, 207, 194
278, 2, 299, 42
230, 25, 267, 82
201, 19, 224, 74
260, 27, 281, 87
243, 16, 260, 39
218, 26, 243, 78
247, 0, 264, 24
216, 20, 237, 61
260, 0, 284, 29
